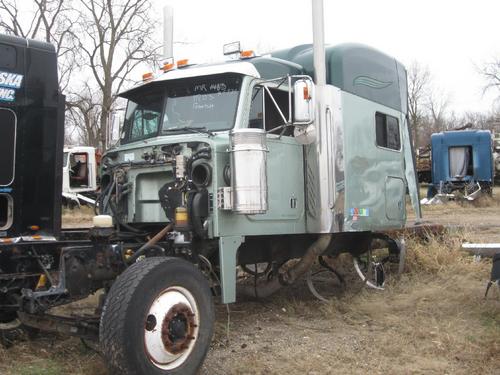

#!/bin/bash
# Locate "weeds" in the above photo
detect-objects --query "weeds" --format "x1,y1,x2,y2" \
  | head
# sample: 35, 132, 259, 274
14, 360, 62, 375
404, 230, 479, 275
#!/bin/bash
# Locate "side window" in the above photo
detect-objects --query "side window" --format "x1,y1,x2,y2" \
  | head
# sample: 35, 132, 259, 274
0, 44, 16, 69
131, 110, 160, 138
248, 86, 292, 136
248, 87, 264, 129
375, 112, 400, 150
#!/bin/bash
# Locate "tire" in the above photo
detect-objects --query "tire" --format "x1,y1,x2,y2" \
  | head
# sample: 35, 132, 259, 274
99, 257, 214, 375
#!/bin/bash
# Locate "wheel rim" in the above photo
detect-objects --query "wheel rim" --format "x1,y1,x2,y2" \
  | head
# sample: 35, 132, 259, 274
354, 242, 403, 290
354, 256, 385, 290
144, 286, 200, 370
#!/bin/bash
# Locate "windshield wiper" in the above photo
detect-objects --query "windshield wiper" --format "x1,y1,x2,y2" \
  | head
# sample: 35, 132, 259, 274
164, 126, 214, 136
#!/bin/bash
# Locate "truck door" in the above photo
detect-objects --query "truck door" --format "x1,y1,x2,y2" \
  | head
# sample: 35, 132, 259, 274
375, 112, 405, 222
246, 85, 305, 226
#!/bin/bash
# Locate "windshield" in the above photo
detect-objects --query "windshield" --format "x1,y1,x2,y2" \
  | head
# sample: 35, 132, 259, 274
161, 74, 241, 133
122, 74, 242, 143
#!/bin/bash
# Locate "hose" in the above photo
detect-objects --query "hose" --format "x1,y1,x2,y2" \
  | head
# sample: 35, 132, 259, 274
124, 244, 167, 265
190, 192, 207, 238
100, 180, 116, 214
108, 200, 146, 234
127, 224, 174, 264
187, 149, 211, 179
95, 179, 114, 215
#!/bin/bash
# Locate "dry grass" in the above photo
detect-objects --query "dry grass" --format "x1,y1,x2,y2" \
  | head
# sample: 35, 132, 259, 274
322, 234, 499, 373
0, 335, 106, 375
61, 206, 94, 228
203, 232, 499, 374
404, 231, 476, 275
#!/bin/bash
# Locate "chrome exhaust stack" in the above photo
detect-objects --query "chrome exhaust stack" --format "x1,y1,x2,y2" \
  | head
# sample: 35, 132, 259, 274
163, 5, 174, 61
312, 0, 326, 87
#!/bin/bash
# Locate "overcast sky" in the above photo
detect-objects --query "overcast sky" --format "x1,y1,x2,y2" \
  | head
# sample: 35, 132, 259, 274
153, 0, 500, 115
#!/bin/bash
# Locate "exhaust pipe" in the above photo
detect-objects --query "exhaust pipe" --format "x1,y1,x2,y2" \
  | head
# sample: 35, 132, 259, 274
312, 0, 326, 86
238, 234, 332, 299
163, 6, 174, 60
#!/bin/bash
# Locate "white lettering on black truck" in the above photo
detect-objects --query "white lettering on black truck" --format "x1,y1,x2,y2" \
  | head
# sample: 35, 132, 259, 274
0, 71, 23, 102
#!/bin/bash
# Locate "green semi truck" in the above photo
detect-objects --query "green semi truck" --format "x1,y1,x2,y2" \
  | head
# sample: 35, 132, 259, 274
94, 32, 420, 375
0, 1, 420, 373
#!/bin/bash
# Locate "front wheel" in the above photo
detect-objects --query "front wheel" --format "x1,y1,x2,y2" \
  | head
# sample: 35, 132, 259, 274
100, 257, 215, 375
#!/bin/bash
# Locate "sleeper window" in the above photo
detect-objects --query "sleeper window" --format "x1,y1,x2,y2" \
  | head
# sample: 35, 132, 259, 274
375, 112, 400, 151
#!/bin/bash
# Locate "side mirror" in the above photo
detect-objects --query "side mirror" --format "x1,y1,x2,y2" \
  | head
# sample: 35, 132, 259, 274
293, 78, 314, 124
109, 109, 125, 147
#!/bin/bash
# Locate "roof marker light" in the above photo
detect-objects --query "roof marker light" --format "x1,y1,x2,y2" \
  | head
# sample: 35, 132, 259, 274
162, 62, 175, 72
177, 59, 189, 68
240, 50, 255, 59
142, 72, 153, 81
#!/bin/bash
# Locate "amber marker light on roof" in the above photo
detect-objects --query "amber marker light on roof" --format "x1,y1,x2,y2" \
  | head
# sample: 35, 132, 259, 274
177, 59, 189, 68
240, 50, 255, 59
142, 72, 153, 81
162, 63, 175, 72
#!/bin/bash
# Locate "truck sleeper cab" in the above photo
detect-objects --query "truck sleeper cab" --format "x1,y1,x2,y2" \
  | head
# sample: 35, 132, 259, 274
430, 130, 493, 197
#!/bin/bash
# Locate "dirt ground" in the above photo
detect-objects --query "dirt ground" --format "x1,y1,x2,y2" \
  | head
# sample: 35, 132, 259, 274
1, 192, 499, 374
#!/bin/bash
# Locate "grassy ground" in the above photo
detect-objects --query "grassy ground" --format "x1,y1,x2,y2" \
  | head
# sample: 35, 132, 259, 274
1, 201, 499, 374
201, 233, 499, 374
61, 206, 94, 228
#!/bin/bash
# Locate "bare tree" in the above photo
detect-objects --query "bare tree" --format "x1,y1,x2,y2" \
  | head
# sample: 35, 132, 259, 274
76, 0, 160, 151
407, 61, 431, 148
0, 0, 79, 90
455, 111, 489, 130
66, 83, 102, 147
427, 89, 450, 133
480, 58, 500, 96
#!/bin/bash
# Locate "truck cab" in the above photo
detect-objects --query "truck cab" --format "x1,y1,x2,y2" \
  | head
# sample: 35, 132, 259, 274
62, 146, 99, 206
99, 43, 420, 305
103, 61, 309, 234
0, 34, 64, 239
102, 44, 417, 235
